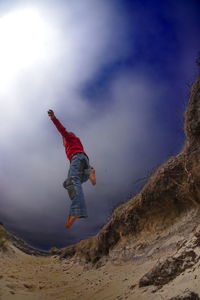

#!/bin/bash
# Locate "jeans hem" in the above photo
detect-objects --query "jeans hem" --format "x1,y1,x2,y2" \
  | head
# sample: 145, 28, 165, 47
69, 210, 88, 217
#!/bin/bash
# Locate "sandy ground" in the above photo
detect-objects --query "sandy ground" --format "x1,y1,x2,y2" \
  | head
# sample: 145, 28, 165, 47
1, 244, 200, 300
0, 252, 155, 300
1, 213, 200, 300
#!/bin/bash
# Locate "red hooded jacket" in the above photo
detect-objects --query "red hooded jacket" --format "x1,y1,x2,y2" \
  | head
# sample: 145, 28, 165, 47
51, 116, 87, 161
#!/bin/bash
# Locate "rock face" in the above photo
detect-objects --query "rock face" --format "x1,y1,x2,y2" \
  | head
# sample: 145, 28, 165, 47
169, 290, 200, 300
60, 73, 200, 265
139, 246, 198, 287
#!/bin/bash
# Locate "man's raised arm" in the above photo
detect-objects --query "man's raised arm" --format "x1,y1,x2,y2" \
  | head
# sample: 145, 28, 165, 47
47, 109, 70, 139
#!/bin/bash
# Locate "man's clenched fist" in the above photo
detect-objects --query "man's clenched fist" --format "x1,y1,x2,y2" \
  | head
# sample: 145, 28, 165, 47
48, 109, 55, 118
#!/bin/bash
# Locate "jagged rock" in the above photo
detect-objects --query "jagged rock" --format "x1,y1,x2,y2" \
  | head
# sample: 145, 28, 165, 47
168, 290, 200, 300
194, 231, 200, 247
139, 250, 198, 287
59, 245, 76, 259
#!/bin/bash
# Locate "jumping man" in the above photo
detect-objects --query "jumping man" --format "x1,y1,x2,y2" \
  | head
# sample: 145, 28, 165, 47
47, 109, 96, 228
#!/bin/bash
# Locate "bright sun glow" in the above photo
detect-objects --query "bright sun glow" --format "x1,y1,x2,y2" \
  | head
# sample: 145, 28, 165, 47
0, 8, 52, 89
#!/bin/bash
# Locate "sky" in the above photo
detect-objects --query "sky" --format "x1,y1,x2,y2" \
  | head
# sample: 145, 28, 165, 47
0, 0, 200, 250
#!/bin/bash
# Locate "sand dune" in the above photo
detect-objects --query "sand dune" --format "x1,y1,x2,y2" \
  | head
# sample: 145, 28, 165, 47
1, 208, 200, 300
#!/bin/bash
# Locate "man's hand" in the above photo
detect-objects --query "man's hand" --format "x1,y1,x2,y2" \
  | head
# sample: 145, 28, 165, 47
48, 109, 55, 118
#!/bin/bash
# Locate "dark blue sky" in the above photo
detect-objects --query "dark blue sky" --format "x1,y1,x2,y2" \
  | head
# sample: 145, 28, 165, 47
82, 0, 199, 155
0, 0, 200, 250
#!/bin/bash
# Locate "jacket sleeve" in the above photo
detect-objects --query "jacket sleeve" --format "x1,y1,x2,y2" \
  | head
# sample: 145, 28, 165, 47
51, 116, 71, 139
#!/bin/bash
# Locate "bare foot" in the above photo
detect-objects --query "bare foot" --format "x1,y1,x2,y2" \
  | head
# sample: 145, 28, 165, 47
65, 216, 79, 228
89, 167, 96, 185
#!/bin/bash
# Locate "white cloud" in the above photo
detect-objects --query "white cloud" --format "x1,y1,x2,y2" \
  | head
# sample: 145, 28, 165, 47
0, 0, 130, 218
0, 0, 179, 247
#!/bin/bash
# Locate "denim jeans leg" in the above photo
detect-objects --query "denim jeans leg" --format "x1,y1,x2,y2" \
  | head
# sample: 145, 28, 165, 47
67, 153, 88, 217
82, 168, 91, 183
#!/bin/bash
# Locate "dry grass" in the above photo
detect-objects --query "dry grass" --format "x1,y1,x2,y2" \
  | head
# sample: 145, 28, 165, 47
0, 226, 8, 251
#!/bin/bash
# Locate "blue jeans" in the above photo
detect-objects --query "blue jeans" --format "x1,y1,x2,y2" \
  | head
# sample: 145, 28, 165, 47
63, 153, 90, 217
